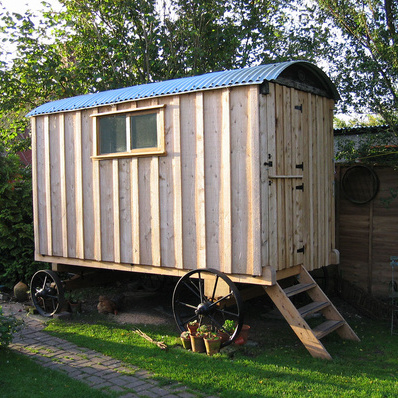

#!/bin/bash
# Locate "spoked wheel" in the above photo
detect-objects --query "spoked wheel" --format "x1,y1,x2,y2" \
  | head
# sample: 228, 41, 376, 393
30, 270, 65, 317
172, 268, 244, 347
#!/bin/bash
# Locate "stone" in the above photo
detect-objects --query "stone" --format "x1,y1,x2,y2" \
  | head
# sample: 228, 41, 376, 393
14, 281, 29, 302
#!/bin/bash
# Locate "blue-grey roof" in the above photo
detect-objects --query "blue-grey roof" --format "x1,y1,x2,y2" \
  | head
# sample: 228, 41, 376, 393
27, 61, 339, 117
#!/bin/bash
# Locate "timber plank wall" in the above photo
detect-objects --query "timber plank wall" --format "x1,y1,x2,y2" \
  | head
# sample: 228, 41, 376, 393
32, 82, 337, 282
336, 165, 398, 298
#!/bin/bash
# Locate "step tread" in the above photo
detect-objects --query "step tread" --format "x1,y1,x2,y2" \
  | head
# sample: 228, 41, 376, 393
284, 282, 317, 297
298, 301, 330, 317
313, 320, 345, 339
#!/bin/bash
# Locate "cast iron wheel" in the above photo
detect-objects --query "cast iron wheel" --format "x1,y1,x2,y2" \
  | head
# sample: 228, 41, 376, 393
172, 268, 244, 347
30, 270, 65, 317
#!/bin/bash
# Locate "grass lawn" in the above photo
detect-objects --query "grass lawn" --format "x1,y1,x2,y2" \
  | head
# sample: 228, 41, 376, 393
0, 348, 118, 398
44, 311, 398, 398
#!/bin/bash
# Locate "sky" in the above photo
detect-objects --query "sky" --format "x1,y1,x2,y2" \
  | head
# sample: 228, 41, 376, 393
0, 0, 61, 14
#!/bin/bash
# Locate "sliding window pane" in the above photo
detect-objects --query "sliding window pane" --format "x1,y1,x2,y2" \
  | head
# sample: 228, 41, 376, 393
99, 115, 126, 154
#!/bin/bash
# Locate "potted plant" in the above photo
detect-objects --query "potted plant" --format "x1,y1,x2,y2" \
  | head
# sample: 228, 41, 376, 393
197, 324, 211, 335
187, 320, 199, 335
65, 292, 82, 314
219, 319, 235, 343
204, 332, 221, 356
180, 331, 191, 350
190, 329, 206, 353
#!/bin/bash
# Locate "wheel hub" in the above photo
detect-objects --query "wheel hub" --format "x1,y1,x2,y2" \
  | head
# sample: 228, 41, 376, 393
195, 301, 212, 316
35, 286, 55, 298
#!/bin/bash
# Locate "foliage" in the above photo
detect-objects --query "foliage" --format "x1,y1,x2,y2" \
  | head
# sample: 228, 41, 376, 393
310, 0, 398, 126
0, 306, 22, 347
335, 125, 398, 165
0, 142, 43, 287
222, 319, 236, 333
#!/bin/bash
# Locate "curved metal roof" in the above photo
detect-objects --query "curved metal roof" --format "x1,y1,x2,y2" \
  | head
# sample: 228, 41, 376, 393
27, 60, 339, 117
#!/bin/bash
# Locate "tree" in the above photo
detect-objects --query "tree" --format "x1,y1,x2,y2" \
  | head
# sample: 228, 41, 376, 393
313, 0, 398, 126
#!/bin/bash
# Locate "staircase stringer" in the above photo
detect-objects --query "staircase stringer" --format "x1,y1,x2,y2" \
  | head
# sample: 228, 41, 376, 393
298, 266, 360, 342
264, 282, 333, 360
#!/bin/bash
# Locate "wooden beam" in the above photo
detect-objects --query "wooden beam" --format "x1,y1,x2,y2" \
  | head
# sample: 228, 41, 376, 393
59, 113, 68, 257
113, 159, 121, 263
172, 96, 184, 269
44, 115, 52, 256
92, 109, 102, 261
75, 111, 84, 259
31, 117, 40, 257
220, 89, 232, 274
195, 92, 207, 268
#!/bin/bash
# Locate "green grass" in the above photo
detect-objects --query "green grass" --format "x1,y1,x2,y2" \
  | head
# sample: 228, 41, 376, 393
0, 348, 118, 398
44, 314, 398, 398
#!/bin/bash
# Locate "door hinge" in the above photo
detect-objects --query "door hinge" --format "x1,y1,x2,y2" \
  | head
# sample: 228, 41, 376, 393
295, 183, 304, 191
295, 104, 303, 113
296, 163, 304, 170
264, 161, 273, 167
297, 246, 305, 254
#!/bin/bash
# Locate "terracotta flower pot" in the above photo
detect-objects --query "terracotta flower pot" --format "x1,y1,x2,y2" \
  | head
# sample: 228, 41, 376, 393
204, 337, 221, 356
218, 331, 230, 344
235, 324, 250, 345
187, 322, 199, 335
181, 336, 191, 350
190, 334, 205, 353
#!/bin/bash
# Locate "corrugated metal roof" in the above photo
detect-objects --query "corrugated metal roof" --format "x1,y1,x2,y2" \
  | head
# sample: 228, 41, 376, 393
27, 61, 339, 117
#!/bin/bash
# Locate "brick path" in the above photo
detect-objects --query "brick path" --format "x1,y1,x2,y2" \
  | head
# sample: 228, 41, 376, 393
2, 301, 219, 398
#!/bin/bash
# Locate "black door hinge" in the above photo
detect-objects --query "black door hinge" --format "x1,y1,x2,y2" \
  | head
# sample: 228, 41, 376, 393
296, 183, 304, 191
297, 246, 305, 254
295, 105, 303, 113
264, 161, 273, 167
296, 163, 304, 170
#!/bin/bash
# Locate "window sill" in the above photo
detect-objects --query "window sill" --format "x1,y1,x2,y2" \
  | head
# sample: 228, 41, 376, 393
91, 148, 167, 160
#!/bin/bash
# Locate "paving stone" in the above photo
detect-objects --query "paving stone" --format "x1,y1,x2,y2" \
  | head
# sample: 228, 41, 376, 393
2, 300, 221, 398
120, 393, 140, 398
109, 385, 126, 393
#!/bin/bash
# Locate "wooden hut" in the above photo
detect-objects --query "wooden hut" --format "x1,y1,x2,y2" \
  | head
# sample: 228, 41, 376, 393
28, 61, 359, 359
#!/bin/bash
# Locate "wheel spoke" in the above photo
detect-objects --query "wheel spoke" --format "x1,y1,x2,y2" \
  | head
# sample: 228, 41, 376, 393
211, 275, 219, 302
208, 292, 233, 308
197, 271, 204, 302
206, 313, 224, 330
177, 300, 197, 310
42, 275, 48, 290
215, 307, 240, 318
182, 280, 201, 300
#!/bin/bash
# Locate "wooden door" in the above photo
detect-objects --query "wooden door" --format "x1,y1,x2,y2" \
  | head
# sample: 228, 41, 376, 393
267, 86, 305, 270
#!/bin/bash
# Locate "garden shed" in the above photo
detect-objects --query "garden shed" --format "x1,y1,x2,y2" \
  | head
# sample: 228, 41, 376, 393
28, 60, 359, 359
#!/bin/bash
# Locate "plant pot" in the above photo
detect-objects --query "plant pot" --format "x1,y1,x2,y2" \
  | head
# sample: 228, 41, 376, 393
235, 324, 250, 345
68, 301, 82, 314
187, 323, 199, 335
190, 334, 205, 353
204, 337, 221, 356
218, 331, 230, 344
181, 336, 191, 350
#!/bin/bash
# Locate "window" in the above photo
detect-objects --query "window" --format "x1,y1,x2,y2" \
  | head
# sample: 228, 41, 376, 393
92, 105, 165, 158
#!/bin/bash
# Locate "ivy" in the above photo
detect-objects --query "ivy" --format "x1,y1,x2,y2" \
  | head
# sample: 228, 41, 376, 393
0, 306, 22, 347
0, 141, 45, 288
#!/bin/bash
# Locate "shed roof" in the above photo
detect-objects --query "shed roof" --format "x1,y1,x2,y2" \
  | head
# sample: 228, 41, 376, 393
27, 60, 339, 117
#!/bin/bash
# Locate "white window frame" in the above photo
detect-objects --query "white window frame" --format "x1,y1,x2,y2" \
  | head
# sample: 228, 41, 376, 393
91, 104, 166, 159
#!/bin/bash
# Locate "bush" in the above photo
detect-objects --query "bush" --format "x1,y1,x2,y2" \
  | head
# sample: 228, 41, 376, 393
0, 306, 22, 347
0, 141, 44, 288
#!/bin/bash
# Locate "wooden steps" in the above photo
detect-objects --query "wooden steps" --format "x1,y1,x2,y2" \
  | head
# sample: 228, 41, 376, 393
298, 301, 330, 317
313, 320, 345, 339
265, 265, 360, 360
